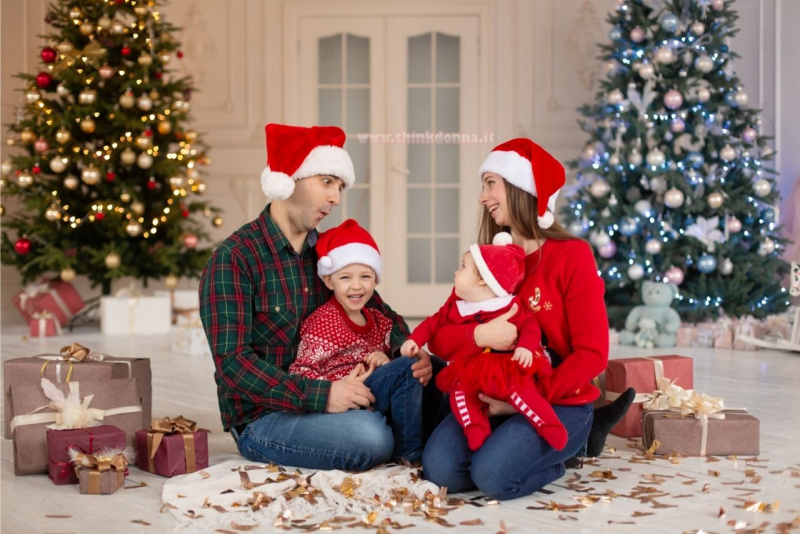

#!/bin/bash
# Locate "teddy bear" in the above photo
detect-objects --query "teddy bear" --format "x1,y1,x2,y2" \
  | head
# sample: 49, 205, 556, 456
619, 281, 681, 348
633, 318, 658, 349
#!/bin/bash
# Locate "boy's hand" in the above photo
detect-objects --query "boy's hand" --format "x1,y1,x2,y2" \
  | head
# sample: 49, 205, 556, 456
512, 347, 533, 368
366, 351, 389, 368
400, 339, 419, 357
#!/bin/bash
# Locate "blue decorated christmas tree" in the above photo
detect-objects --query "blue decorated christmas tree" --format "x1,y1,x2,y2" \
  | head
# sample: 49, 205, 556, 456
562, 0, 790, 327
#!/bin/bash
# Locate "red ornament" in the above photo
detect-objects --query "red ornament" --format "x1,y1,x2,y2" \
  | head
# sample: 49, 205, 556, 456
36, 72, 53, 89
95, 212, 105, 221
14, 237, 32, 255
146, 179, 157, 190
41, 47, 57, 63
154, 71, 163, 80
106, 171, 116, 182
183, 233, 198, 249
32, 165, 42, 174
176, 51, 184, 59
121, 46, 131, 57
144, 129, 153, 137
181, 209, 189, 218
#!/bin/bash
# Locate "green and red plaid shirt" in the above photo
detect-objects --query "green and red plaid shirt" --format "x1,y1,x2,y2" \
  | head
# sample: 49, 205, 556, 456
200, 205, 409, 431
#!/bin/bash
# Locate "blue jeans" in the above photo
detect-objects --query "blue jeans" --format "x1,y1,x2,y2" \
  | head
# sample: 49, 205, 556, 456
233, 357, 422, 470
422, 402, 593, 500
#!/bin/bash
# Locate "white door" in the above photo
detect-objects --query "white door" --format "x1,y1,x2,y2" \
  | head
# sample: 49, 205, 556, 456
289, 12, 482, 317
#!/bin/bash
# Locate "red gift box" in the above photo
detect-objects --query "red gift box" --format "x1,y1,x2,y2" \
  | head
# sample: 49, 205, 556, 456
47, 425, 126, 485
135, 416, 208, 477
29, 312, 63, 338
12, 280, 84, 326
604, 355, 693, 438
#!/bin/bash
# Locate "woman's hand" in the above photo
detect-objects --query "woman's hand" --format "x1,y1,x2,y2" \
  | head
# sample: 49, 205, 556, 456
326, 364, 376, 413
410, 348, 433, 386
478, 393, 516, 416
474, 303, 518, 350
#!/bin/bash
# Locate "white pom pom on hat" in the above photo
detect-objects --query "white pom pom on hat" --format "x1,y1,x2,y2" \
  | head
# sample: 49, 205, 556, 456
316, 219, 383, 282
492, 232, 513, 246
478, 138, 566, 229
260, 123, 356, 200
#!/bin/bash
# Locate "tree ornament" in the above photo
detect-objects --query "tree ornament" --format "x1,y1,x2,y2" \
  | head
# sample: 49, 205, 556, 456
68, 6, 82, 19
670, 118, 685, 133
119, 91, 135, 108
697, 255, 717, 273
727, 217, 742, 233
607, 89, 624, 105
761, 207, 776, 223
655, 47, 675, 64
661, 13, 679, 33
694, 55, 714, 73
712, 0, 725, 10
627, 264, 645, 281
56, 83, 70, 97
691, 21, 706, 35
106, 170, 116, 182
628, 148, 643, 166
81, 165, 101, 185
741, 127, 757, 143
137, 152, 154, 169
137, 94, 153, 111
97, 15, 112, 30
60, 266, 77, 282
18, 170, 34, 188
135, 134, 153, 150
619, 217, 638, 236
608, 154, 621, 166
1, 159, 12, 175
111, 20, 125, 35
663, 90, 683, 110
56, 41, 74, 54
78, 88, 98, 105
20, 128, 36, 144
697, 87, 711, 103
32, 164, 42, 175
719, 145, 736, 162
94, 211, 105, 221
630, 26, 645, 42
80, 117, 96, 133
158, 52, 171, 64
644, 238, 663, 255
134, 5, 149, 16
120, 148, 136, 165
15, 237, 32, 255
590, 180, 611, 198
157, 120, 172, 135
125, 220, 143, 236
41, 47, 57, 63
79, 22, 94, 36
707, 191, 724, 209
734, 89, 749, 107
169, 175, 186, 189
664, 266, 685, 285
130, 201, 145, 215
635, 200, 653, 217
45, 204, 60, 221
183, 233, 198, 249
212, 216, 224, 228
638, 63, 655, 80
177, 51, 184, 59
646, 148, 665, 167
25, 88, 42, 103
164, 274, 179, 289
718, 258, 733, 275
598, 241, 617, 259
49, 156, 67, 173
63, 175, 79, 190
609, 27, 623, 41
34, 137, 49, 153
758, 238, 776, 256
664, 188, 685, 208
105, 252, 121, 269
36, 71, 53, 89
55, 128, 71, 144
98, 64, 114, 79
753, 178, 771, 197
121, 46, 132, 57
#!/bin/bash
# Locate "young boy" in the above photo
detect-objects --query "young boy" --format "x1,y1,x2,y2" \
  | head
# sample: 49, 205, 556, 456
401, 233, 567, 451
289, 219, 422, 463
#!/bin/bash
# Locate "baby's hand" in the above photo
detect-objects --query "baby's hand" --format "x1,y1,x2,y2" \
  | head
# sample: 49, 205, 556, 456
512, 347, 533, 368
400, 339, 419, 357
366, 351, 390, 368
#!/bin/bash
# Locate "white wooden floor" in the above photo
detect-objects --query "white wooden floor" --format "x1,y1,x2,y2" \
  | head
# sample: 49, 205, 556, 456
2, 324, 799, 533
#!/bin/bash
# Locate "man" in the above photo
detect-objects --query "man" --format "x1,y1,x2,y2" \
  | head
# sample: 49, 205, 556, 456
200, 123, 434, 471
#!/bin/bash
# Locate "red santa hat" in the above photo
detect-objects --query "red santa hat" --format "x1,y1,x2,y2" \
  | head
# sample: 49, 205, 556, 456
478, 138, 565, 229
260, 123, 355, 200
316, 219, 382, 282
468, 232, 525, 298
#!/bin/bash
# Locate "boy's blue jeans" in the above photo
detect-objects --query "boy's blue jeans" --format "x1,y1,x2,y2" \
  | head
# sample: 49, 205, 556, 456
232, 357, 422, 471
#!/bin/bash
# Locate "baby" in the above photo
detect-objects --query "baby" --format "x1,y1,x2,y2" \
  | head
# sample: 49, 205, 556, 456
401, 233, 567, 451
289, 219, 422, 463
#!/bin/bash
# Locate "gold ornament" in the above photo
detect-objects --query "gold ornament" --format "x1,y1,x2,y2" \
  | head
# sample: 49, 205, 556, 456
135, 135, 153, 150
64, 175, 80, 190
120, 192, 131, 202
120, 148, 136, 165
18, 171, 34, 188
80, 117, 96, 133
212, 216, 224, 228
707, 192, 724, 209
138, 54, 153, 67
45, 204, 61, 221
50, 156, 68, 173
1, 159, 12, 175
68, 6, 82, 20
149, 88, 160, 100
137, 95, 153, 111
164, 274, 179, 289
81, 165, 101, 185
56, 41, 74, 54
60, 267, 77, 282
21, 128, 36, 144
79, 21, 94, 36
111, 20, 125, 35
157, 120, 172, 135
119, 91, 135, 109
130, 201, 145, 215
105, 252, 121, 269
158, 52, 171, 64
78, 88, 97, 105
136, 152, 153, 169
125, 220, 143, 236
97, 15, 112, 30
134, 5, 148, 16
53, 40, 106, 74
55, 128, 71, 144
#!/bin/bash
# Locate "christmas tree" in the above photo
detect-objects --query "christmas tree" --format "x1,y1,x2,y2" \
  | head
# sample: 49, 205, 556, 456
0, 0, 222, 295
562, 0, 790, 327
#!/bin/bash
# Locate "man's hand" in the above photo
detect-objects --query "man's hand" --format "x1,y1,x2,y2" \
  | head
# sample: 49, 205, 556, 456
365, 351, 390, 368
400, 339, 419, 357
478, 393, 516, 416
326, 365, 376, 413
512, 347, 533, 368
474, 303, 518, 351
410, 347, 433, 386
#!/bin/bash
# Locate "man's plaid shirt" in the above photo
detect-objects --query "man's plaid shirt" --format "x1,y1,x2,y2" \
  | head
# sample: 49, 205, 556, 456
199, 205, 409, 431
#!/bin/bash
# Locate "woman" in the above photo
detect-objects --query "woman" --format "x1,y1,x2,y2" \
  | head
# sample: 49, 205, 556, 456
421, 138, 633, 500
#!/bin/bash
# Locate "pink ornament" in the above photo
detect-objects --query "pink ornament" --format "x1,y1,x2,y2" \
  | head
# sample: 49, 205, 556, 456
711, 0, 725, 10
727, 217, 742, 233
34, 137, 49, 153
630, 26, 645, 43
98, 64, 114, 79
664, 89, 684, 110
183, 233, 198, 249
598, 241, 617, 259
741, 127, 757, 143
664, 266, 685, 285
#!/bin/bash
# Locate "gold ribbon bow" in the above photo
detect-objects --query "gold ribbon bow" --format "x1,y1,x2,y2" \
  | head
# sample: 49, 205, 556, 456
146, 416, 201, 474
39, 342, 101, 382
53, 40, 106, 74
74, 452, 128, 494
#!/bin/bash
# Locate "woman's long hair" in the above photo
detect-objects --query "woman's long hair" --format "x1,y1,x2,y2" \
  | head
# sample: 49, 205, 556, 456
477, 178, 578, 246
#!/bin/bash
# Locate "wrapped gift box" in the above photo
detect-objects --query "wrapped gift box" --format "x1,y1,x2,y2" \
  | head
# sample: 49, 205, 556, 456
47, 426, 125, 485
155, 289, 201, 325
100, 295, 171, 335
9, 378, 144, 475
642, 409, 759, 456
3, 351, 151, 439
12, 280, 85, 326
135, 417, 209, 477
76, 464, 126, 495
676, 324, 697, 347
605, 355, 693, 438
29, 313, 62, 338
170, 326, 210, 357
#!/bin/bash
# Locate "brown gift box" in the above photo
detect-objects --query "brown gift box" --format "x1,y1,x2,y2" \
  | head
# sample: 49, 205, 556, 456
3, 352, 151, 439
77, 467, 125, 495
9, 378, 144, 475
642, 409, 760, 456
605, 355, 694, 438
